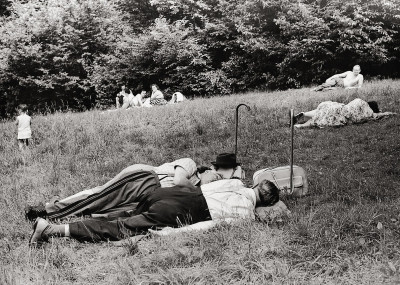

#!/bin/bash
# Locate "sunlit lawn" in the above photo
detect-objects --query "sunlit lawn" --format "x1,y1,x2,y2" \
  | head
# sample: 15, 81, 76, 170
1, 79, 399, 284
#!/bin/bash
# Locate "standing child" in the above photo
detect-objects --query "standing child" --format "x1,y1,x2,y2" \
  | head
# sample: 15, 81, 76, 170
16, 104, 32, 150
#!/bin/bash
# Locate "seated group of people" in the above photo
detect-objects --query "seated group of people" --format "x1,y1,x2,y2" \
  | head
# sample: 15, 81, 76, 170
116, 84, 186, 110
27, 153, 285, 245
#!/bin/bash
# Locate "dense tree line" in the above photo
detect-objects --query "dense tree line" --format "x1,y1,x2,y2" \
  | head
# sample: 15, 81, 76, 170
0, 0, 399, 118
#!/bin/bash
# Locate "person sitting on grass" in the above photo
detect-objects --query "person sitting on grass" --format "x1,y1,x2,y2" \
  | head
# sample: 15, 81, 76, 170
29, 177, 279, 244
292, 99, 396, 129
115, 85, 131, 109
312, 65, 364, 91
131, 90, 146, 107
143, 84, 168, 107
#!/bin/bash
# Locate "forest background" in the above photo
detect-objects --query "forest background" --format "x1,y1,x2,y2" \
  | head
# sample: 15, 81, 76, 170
0, 0, 399, 118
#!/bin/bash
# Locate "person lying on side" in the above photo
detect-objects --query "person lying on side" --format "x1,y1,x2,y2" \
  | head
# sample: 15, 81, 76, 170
24, 158, 219, 222
293, 99, 396, 129
312, 65, 364, 92
29, 177, 279, 245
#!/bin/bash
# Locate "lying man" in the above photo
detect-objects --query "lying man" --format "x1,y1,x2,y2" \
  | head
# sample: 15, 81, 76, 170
25, 158, 217, 221
29, 176, 279, 244
25, 154, 243, 222
312, 65, 364, 91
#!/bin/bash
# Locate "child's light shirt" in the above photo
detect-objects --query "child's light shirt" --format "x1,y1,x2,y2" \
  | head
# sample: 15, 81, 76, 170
16, 113, 31, 139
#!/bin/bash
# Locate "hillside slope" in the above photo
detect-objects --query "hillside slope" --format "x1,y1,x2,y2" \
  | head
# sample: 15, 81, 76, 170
1, 80, 399, 284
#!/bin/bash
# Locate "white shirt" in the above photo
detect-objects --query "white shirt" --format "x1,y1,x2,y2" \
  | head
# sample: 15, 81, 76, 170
148, 179, 257, 237
201, 179, 256, 221
151, 90, 164, 99
16, 113, 31, 139
126, 93, 135, 105
154, 158, 200, 187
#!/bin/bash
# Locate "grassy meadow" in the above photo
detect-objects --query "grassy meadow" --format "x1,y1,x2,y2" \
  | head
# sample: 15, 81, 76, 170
0, 80, 400, 284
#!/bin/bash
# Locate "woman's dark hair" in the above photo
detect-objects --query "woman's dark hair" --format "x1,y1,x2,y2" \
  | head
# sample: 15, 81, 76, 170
367, 101, 380, 113
151, 84, 159, 90
258, 180, 280, 206
197, 166, 212, 174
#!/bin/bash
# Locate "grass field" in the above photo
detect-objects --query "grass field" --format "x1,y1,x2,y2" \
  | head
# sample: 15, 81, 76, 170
1, 80, 399, 284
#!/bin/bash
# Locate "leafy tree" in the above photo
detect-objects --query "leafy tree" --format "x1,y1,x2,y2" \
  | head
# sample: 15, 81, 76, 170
274, 0, 399, 86
1, 0, 400, 117
0, 0, 132, 115
90, 17, 211, 100
0, 0, 11, 17
116, 0, 159, 33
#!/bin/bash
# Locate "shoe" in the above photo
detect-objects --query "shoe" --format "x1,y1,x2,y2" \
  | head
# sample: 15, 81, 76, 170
293, 112, 304, 125
25, 205, 47, 222
29, 218, 50, 246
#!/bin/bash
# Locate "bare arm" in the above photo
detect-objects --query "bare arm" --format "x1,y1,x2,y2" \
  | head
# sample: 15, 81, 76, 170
149, 220, 218, 236
328, 71, 349, 80
114, 220, 224, 244
358, 75, 364, 87
137, 94, 143, 107
149, 218, 241, 236
372, 111, 397, 119
231, 166, 245, 179
173, 166, 193, 187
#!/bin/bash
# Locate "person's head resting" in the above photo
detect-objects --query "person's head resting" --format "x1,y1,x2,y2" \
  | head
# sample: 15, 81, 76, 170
197, 169, 223, 185
140, 90, 146, 96
18, 104, 28, 114
255, 179, 280, 207
121, 85, 126, 91
151, 84, 159, 92
367, 101, 380, 113
352, 65, 361, 76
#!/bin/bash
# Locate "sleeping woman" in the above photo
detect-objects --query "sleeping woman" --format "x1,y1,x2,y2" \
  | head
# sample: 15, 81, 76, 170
293, 99, 396, 128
